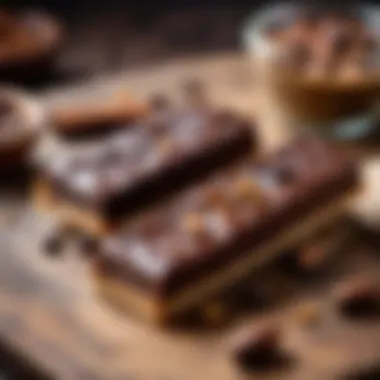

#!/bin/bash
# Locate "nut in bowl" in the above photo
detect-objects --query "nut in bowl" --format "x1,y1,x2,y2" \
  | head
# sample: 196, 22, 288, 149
242, 2, 380, 140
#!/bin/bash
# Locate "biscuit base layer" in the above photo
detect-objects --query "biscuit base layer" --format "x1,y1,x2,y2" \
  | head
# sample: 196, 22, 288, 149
93, 192, 354, 324
33, 179, 114, 236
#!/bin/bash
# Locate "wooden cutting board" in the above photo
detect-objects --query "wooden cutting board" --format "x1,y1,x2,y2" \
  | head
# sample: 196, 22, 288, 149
1, 53, 380, 380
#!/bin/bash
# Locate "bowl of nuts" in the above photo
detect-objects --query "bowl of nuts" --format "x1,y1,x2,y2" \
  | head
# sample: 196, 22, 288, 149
242, 2, 380, 140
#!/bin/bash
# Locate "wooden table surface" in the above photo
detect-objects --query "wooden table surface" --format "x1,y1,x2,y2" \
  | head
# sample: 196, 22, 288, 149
1, 53, 380, 380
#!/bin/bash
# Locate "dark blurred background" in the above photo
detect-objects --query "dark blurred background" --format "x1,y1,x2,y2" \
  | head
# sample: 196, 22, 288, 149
5, 0, 262, 83
4, 0, 361, 86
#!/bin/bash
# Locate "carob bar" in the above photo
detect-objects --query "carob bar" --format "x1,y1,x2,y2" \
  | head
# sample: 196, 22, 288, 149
38, 107, 254, 233
95, 138, 358, 323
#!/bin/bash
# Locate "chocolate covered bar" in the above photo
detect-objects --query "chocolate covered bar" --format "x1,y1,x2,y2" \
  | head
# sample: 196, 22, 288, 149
94, 138, 358, 323
35, 107, 254, 234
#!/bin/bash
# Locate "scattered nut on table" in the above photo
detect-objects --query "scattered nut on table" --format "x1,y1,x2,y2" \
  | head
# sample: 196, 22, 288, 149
230, 323, 285, 371
332, 278, 380, 317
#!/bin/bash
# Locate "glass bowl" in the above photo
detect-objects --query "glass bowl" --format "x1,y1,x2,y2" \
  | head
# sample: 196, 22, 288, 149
242, 2, 380, 140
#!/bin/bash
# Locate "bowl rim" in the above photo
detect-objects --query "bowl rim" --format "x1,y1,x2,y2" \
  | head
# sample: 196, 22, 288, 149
241, 1, 380, 90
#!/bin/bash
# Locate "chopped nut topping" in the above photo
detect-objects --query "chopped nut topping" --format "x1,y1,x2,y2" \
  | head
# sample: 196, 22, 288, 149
294, 302, 322, 327
156, 137, 177, 156
205, 187, 226, 207
182, 212, 205, 235
233, 176, 262, 201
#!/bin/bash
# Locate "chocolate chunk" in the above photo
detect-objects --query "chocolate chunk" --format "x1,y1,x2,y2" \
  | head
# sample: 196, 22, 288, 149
231, 324, 283, 370
333, 280, 380, 318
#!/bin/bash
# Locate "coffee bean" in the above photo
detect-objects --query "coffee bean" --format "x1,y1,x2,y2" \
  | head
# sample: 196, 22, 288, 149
333, 280, 380, 318
231, 324, 283, 370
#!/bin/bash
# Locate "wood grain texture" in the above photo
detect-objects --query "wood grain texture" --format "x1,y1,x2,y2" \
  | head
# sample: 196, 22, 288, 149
1, 53, 380, 380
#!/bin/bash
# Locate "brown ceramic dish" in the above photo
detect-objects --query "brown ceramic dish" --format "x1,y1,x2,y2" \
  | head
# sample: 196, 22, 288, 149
0, 9, 63, 79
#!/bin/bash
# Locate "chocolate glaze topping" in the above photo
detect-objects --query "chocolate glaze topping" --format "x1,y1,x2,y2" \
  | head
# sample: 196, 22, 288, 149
98, 138, 357, 296
45, 107, 254, 216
